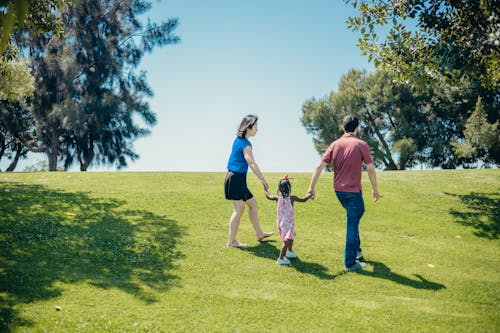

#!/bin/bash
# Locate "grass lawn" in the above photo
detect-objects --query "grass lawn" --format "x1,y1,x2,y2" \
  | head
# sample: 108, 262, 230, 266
0, 169, 499, 332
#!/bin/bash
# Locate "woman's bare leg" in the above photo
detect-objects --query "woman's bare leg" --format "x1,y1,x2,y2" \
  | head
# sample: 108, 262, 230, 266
246, 197, 273, 240
227, 200, 245, 246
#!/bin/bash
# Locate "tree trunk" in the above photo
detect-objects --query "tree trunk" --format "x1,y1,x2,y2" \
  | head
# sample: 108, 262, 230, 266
6, 145, 26, 172
47, 129, 60, 171
77, 138, 94, 171
47, 123, 60, 171
365, 110, 398, 170
48, 152, 58, 171
0, 132, 6, 163
80, 155, 92, 171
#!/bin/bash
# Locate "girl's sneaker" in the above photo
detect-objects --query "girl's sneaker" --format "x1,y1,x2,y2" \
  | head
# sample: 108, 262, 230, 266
276, 257, 291, 265
285, 250, 297, 258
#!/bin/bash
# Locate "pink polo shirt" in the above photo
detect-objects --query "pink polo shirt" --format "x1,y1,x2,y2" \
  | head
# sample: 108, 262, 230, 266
321, 133, 373, 192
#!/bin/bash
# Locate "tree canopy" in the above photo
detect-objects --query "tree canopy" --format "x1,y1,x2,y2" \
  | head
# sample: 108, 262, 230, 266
302, 68, 498, 170
0, 0, 179, 171
299, 1, 499, 169
345, 0, 499, 92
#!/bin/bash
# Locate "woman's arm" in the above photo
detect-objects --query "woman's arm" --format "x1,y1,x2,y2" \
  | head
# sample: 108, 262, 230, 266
264, 190, 278, 201
243, 146, 269, 191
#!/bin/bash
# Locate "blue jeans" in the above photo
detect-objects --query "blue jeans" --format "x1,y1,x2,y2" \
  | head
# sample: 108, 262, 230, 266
335, 191, 365, 268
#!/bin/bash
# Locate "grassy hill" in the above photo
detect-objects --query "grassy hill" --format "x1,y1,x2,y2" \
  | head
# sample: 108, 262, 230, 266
0, 170, 498, 332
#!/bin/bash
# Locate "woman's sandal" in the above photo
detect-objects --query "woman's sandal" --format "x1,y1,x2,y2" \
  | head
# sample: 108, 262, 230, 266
227, 241, 247, 248
257, 232, 273, 241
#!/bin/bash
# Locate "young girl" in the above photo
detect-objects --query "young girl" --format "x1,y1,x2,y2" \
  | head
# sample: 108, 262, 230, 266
265, 175, 312, 265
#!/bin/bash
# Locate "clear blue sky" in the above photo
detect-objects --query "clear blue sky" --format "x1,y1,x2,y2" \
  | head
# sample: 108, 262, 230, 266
9, 0, 374, 172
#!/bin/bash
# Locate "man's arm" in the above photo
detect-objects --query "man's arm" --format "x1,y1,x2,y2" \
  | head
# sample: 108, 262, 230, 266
307, 161, 328, 198
365, 163, 380, 202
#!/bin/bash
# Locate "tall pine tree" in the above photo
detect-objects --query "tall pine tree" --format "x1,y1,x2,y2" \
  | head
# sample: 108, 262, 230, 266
18, 0, 179, 171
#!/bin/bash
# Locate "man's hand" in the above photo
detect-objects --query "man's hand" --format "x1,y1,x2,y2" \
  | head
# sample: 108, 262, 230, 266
373, 190, 380, 202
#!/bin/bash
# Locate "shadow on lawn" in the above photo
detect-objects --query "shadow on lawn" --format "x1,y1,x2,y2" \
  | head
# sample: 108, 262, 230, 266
0, 182, 185, 332
445, 191, 499, 239
243, 241, 341, 280
357, 261, 446, 290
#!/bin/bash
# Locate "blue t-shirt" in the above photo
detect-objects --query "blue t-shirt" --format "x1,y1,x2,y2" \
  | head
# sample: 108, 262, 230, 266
227, 137, 252, 173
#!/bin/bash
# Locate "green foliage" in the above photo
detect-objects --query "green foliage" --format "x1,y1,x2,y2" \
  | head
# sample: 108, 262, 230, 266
0, 0, 68, 50
392, 137, 417, 169
452, 97, 500, 166
0, 170, 498, 331
345, 0, 499, 90
0, 58, 34, 101
345, 0, 499, 144
0, 0, 29, 50
302, 69, 462, 170
0, 99, 34, 171
6, 0, 179, 171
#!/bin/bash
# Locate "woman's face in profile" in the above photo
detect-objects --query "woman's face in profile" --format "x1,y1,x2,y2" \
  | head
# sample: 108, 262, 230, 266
247, 122, 258, 137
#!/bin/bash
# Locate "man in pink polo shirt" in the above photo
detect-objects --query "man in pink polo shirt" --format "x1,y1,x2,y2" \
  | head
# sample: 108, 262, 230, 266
307, 115, 380, 271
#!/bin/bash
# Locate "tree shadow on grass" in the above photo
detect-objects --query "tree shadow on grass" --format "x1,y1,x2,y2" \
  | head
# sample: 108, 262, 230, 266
242, 241, 341, 280
445, 191, 499, 239
357, 260, 446, 290
0, 182, 185, 332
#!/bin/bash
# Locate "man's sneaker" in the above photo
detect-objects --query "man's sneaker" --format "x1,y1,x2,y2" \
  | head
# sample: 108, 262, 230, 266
345, 261, 367, 271
356, 250, 363, 260
285, 250, 297, 258
276, 257, 291, 265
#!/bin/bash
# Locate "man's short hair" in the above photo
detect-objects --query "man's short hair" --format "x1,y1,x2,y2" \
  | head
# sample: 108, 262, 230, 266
343, 116, 359, 133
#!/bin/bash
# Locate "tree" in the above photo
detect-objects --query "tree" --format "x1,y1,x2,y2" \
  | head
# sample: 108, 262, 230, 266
346, 1, 499, 87
0, 56, 34, 102
452, 97, 500, 167
344, 0, 499, 168
14, 0, 179, 171
0, 0, 68, 50
345, 0, 499, 127
0, 1, 71, 103
301, 68, 480, 170
302, 69, 400, 170
392, 138, 417, 170
0, 99, 34, 171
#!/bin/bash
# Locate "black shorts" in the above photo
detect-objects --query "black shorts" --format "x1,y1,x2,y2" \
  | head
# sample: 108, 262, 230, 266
224, 171, 254, 201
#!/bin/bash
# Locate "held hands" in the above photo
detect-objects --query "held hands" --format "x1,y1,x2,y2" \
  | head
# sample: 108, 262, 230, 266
306, 188, 315, 200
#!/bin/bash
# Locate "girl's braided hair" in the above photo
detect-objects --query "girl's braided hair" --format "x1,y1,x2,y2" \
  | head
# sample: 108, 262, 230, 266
278, 175, 291, 198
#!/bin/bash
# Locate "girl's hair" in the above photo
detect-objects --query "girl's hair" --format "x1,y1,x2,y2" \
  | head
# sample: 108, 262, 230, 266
278, 178, 291, 198
237, 114, 258, 138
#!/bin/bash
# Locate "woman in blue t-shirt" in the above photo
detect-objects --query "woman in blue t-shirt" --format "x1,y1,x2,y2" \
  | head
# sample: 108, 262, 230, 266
224, 114, 273, 247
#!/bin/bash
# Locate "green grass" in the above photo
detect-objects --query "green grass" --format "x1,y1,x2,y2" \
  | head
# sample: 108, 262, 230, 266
0, 170, 499, 332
